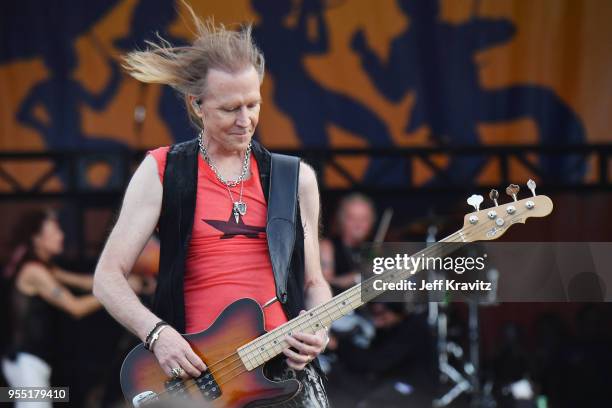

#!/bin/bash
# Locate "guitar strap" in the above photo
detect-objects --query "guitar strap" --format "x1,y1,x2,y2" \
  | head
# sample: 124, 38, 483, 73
266, 153, 300, 305
266, 154, 326, 378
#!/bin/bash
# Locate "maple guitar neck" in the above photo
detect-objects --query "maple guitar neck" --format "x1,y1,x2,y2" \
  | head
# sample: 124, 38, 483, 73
237, 231, 464, 370
238, 191, 554, 371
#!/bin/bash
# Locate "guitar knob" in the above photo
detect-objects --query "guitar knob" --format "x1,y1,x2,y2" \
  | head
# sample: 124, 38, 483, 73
505, 184, 520, 202
527, 179, 537, 197
489, 189, 499, 207
467, 194, 484, 211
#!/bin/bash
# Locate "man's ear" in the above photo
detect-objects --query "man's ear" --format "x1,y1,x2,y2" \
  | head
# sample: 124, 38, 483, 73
193, 98, 201, 110
189, 95, 202, 115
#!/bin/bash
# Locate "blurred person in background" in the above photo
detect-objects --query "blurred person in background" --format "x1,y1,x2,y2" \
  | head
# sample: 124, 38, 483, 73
320, 193, 376, 295
317, 193, 377, 375
0, 209, 139, 407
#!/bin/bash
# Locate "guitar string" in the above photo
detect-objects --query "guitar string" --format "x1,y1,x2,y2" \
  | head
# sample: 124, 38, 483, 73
141, 205, 531, 404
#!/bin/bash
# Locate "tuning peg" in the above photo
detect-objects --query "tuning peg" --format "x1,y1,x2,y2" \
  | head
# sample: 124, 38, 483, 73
489, 189, 499, 207
467, 194, 484, 211
527, 179, 536, 197
505, 184, 520, 202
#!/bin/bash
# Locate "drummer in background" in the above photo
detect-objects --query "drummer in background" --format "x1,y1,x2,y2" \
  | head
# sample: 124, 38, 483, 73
320, 193, 376, 295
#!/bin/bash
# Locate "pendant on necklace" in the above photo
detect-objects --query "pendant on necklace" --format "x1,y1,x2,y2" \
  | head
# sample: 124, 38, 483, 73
233, 201, 247, 223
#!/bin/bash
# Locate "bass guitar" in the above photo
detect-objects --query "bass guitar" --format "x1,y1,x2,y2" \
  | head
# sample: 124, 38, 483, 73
121, 181, 553, 407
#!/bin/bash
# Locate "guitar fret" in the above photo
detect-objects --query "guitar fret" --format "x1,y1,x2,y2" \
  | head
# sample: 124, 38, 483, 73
240, 349, 256, 371
334, 296, 345, 318
323, 305, 334, 325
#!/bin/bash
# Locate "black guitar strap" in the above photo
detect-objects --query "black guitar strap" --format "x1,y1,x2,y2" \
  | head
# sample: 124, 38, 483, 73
266, 153, 300, 304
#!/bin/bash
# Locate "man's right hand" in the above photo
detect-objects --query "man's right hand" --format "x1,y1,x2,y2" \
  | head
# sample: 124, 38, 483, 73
151, 327, 207, 379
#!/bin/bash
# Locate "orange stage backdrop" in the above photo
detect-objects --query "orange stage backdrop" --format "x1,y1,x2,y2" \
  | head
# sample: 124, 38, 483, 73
1, 0, 610, 187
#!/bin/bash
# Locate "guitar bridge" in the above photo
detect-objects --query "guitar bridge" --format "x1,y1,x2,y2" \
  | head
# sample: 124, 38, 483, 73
195, 370, 222, 400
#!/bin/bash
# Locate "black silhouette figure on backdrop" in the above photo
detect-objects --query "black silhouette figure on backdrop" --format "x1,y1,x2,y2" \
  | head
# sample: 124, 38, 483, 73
16, 40, 127, 190
0, 1, 126, 188
252, 0, 409, 185
17, 44, 123, 152
114, 0, 194, 143
0, 0, 125, 188
0, 1, 119, 65
352, 0, 586, 184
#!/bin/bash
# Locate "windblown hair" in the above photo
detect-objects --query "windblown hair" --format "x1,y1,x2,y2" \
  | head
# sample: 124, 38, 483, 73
121, 1, 265, 128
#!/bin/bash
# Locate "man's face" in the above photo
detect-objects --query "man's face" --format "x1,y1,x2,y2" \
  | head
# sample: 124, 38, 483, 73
340, 200, 375, 244
197, 66, 261, 153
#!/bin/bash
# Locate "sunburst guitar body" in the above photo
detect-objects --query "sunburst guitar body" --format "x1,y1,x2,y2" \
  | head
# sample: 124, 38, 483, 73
121, 299, 300, 407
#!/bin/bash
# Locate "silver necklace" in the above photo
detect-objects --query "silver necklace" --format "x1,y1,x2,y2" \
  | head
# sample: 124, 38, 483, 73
198, 131, 251, 223
226, 181, 246, 223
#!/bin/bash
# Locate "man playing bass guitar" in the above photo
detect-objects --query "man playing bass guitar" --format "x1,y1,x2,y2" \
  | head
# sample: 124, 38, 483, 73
93, 5, 332, 407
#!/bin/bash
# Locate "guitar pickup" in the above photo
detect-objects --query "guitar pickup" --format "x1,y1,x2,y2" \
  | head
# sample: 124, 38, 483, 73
195, 370, 222, 400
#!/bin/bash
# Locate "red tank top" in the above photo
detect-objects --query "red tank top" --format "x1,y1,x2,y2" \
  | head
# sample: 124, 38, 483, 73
148, 146, 288, 333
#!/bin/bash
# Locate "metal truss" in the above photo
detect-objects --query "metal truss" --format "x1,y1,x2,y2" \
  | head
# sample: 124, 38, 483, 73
0, 144, 610, 199
0, 145, 609, 264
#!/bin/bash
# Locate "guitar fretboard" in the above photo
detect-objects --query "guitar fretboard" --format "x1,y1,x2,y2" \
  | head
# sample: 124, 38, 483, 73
237, 231, 467, 370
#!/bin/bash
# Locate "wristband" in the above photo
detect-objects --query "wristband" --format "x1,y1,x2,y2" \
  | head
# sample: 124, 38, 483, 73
144, 321, 168, 350
147, 325, 168, 352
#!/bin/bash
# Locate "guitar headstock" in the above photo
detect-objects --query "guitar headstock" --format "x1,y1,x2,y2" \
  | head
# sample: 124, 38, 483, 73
462, 180, 553, 242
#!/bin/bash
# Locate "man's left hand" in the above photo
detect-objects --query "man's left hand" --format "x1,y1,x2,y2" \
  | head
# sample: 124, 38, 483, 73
282, 310, 329, 370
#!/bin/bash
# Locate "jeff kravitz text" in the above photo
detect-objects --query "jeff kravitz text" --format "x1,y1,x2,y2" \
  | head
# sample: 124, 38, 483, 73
372, 279, 492, 292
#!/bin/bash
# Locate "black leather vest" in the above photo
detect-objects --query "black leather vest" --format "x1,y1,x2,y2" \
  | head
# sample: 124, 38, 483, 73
152, 138, 306, 334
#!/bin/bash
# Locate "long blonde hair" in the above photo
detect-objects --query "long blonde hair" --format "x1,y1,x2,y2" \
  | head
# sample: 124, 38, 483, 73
121, 1, 265, 129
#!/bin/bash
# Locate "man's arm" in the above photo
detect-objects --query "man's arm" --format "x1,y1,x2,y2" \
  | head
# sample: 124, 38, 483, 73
298, 162, 332, 310
283, 162, 332, 370
93, 155, 163, 341
93, 155, 205, 378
